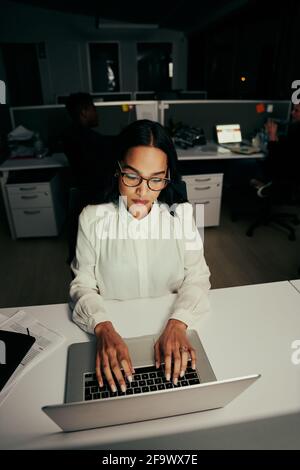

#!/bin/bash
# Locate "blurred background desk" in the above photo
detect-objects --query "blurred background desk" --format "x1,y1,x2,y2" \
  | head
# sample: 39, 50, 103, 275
0, 153, 68, 239
177, 146, 265, 228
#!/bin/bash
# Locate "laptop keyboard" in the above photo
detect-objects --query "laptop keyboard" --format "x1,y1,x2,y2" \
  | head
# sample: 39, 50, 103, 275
83, 361, 201, 401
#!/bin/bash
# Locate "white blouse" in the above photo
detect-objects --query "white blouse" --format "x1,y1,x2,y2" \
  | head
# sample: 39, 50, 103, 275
70, 198, 211, 334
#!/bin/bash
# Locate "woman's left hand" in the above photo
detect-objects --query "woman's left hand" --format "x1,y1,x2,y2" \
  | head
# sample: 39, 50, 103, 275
154, 319, 196, 385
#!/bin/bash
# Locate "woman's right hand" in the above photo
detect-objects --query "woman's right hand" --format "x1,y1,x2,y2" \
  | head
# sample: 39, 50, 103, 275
94, 321, 135, 393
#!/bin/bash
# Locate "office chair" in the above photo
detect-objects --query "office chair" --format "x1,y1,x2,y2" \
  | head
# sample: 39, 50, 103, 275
246, 180, 300, 241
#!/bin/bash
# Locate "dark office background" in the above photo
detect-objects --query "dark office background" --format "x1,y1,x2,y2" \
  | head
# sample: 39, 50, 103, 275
0, 0, 299, 307
0, 0, 299, 105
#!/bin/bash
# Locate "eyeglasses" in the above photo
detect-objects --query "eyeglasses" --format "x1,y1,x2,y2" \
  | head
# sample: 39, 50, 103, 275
117, 161, 171, 191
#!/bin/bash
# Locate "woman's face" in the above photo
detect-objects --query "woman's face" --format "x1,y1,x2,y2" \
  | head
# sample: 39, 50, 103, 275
118, 145, 168, 219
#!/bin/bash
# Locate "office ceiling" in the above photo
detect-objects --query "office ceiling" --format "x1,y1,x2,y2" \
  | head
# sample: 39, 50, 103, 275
12, 0, 252, 32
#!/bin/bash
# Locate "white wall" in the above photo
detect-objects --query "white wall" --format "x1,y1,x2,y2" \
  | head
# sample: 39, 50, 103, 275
0, 0, 187, 104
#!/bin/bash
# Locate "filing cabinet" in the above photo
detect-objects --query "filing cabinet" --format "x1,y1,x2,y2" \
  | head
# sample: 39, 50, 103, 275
182, 173, 223, 227
6, 170, 66, 238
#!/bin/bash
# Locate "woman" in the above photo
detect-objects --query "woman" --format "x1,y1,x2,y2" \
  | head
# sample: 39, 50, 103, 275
69, 119, 211, 395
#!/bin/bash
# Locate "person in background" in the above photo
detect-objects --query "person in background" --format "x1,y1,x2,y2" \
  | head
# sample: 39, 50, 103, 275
69, 119, 211, 395
251, 103, 300, 197
63, 92, 116, 264
63, 92, 116, 202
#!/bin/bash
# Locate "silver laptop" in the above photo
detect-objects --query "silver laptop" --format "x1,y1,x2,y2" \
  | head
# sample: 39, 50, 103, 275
216, 123, 261, 154
42, 330, 260, 432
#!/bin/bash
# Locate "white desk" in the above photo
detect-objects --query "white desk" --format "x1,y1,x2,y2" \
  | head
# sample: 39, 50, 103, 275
290, 279, 300, 293
0, 153, 68, 238
177, 145, 265, 161
1, 281, 300, 450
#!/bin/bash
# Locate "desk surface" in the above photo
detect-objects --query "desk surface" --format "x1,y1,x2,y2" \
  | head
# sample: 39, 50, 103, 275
0, 149, 263, 171
177, 145, 265, 161
0, 153, 68, 172
1, 281, 300, 450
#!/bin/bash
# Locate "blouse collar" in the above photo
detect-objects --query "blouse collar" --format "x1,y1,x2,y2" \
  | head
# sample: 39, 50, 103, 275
119, 196, 160, 228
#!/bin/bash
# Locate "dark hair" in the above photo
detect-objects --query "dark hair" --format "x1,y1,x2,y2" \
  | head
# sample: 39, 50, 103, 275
65, 92, 94, 121
102, 119, 188, 209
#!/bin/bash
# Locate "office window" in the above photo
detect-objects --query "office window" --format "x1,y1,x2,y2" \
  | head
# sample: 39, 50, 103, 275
88, 43, 120, 93
137, 43, 173, 91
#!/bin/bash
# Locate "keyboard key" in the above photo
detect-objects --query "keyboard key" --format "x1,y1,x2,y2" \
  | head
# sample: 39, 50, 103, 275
139, 380, 146, 386
109, 391, 118, 397
85, 394, 92, 401
93, 393, 100, 399
134, 388, 141, 394
126, 389, 133, 395
155, 378, 162, 384
157, 371, 164, 377
91, 386, 98, 393
142, 374, 148, 380
101, 392, 109, 398
142, 386, 150, 393
158, 384, 165, 390
149, 373, 156, 378
134, 375, 141, 381
150, 385, 158, 391
131, 381, 138, 388
186, 372, 198, 379
181, 380, 188, 387
118, 390, 126, 396
188, 378, 200, 385
147, 379, 154, 385
166, 383, 173, 389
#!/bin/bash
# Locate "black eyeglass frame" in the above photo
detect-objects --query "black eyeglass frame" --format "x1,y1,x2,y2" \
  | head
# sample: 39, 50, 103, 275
117, 161, 171, 191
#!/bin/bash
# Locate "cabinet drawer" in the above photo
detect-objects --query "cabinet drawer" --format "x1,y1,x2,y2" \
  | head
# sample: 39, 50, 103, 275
7, 190, 52, 209
11, 207, 58, 237
6, 182, 50, 194
186, 182, 222, 199
182, 174, 223, 185
190, 198, 221, 227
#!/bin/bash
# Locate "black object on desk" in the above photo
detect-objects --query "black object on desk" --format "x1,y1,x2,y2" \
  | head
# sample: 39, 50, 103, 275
0, 329, 36, 392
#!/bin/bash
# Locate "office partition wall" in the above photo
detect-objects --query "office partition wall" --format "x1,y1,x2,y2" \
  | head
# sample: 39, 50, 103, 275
159, 100, 291, 141
10, 101, 159, 150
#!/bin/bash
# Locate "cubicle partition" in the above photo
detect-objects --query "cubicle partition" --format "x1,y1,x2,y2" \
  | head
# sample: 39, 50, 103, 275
160, 100, 291, 141
9, 101, 159, 151
9, 99, 291, 151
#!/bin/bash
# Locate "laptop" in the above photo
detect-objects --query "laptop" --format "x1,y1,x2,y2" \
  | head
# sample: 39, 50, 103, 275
216, 124, 261, 154
42, 330, 260, 432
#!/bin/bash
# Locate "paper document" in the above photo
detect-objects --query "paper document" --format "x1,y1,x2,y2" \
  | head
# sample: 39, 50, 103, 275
135, 103, 158, 122
0, 310, 65, 404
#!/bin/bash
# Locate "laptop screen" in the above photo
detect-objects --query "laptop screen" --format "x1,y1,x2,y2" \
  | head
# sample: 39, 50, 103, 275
216, 124, 242, 144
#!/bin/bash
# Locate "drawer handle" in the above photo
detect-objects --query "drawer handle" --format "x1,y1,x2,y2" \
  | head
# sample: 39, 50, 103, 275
19, 186, 37, 191
194, 186, 211, 190
202, 201, 210, 205
194, 178, 211, 182
23, 210, 41, 215
21, 195, 38, 200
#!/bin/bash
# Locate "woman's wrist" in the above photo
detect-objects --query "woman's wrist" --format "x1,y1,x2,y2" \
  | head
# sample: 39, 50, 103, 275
94, 321, 114, 336
167, 318, 188, 330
